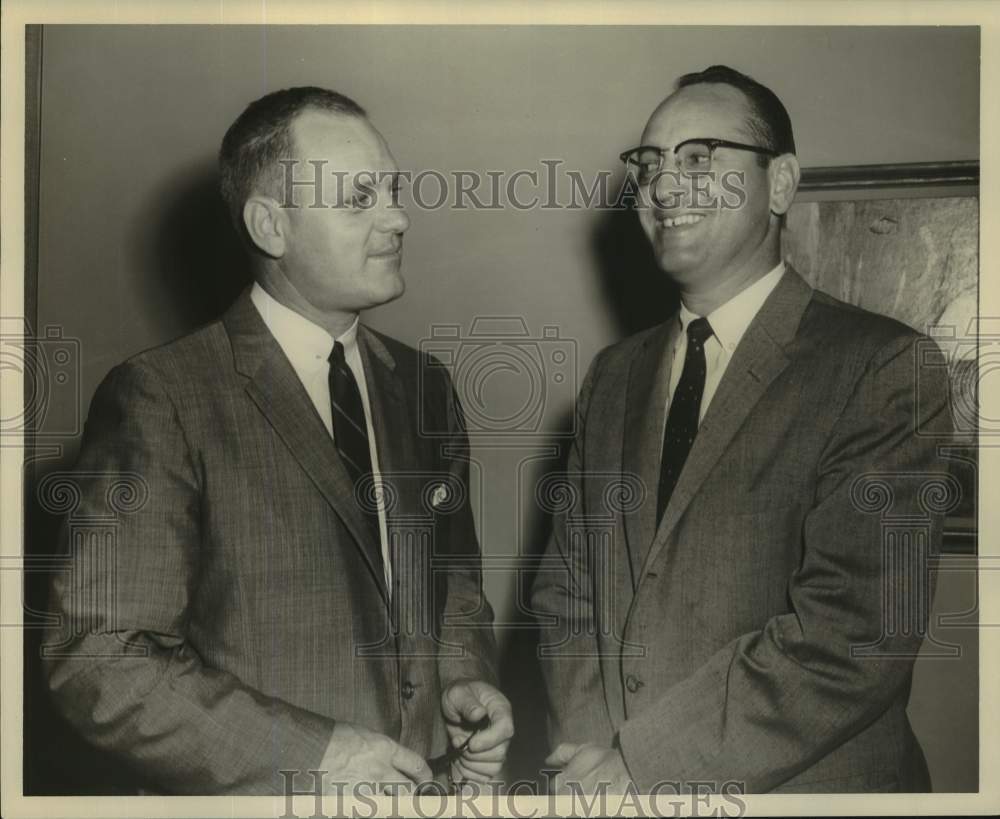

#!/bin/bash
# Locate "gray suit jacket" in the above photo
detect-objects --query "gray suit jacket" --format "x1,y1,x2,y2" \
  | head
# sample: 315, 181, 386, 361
43, 289, 497, 794
531, 268, 954, 793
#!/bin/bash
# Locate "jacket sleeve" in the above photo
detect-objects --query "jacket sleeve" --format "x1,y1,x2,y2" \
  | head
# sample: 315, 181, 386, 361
616, 334, 954, 792
529, 351, 617, 747
43, 361, 335, 795
434, 368, 500, 691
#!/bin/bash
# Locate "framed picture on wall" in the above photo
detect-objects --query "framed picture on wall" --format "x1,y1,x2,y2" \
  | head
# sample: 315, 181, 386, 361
784, 160, 979, 554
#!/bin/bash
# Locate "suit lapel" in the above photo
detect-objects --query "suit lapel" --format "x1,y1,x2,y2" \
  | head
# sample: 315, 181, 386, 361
223, 291, 389, 603
357, 326, 418, 498
639, 268, 814, 577
357, 327, 431, 635
622, 320, 679, 587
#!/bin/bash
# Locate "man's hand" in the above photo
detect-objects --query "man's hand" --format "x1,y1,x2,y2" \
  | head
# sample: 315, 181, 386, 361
441, 680, 514, 783
546, 742, 633, 794
319, 722, 432, 792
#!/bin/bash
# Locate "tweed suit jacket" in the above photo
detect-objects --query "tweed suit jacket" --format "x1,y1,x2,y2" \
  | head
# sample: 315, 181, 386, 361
531, 268, 954, 793
43, 289, 498, 794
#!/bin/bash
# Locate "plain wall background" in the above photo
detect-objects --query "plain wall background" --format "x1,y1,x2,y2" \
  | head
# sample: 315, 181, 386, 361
28, 25, 979, 792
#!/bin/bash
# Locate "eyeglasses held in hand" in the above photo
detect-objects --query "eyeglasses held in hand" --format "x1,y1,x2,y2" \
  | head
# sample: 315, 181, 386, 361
417, 714, 491, 795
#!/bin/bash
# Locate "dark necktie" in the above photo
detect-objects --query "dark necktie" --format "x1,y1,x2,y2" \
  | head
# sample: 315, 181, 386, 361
657, 317, 713, 524
328, 341, 383, 573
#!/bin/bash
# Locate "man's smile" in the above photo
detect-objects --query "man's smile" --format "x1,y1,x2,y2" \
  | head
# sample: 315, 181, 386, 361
654, 211, 709, 233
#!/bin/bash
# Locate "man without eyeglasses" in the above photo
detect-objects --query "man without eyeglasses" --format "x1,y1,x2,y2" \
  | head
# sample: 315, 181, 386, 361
533, 65, 951, 794
44, 86, 513, 795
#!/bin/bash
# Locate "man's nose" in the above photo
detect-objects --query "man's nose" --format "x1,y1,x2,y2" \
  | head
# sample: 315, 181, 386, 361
648, 168, 694, 211
378, 197, 410, 234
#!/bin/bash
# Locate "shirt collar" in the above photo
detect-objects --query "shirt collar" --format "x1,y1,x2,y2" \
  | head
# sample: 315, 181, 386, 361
678, 262, 786, 353
250, 282, 359, 368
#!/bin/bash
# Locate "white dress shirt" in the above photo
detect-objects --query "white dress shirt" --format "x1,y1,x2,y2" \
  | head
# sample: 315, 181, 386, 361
667, 262, 786, 424
251, 283, 392, 590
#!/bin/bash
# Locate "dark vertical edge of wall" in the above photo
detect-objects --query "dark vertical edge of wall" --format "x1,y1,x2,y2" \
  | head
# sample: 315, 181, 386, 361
24, 24, 43, 455
22, 22, 43, 795
25, 24, 42, 344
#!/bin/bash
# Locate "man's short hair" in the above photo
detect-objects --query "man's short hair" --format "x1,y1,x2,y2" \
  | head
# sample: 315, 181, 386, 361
676, 65, 795, 165
219, 86, 366, 236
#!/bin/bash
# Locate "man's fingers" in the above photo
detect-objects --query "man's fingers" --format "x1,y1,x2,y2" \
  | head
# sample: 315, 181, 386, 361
376, 778, 415, 796
390, 744, 432, 783
545, 742, 579, 767
468, 709, 513, 753
460, 741, 509, 764
558, 756, 587, 783
454, 755, 502, 776
443, 682, 487, 723
552, 771, 574, 795
552, 748, 602, 791
468, 724, 512, 753
554, 760, 594, 795
452, 759, 501, 782
484, 694, 513, 726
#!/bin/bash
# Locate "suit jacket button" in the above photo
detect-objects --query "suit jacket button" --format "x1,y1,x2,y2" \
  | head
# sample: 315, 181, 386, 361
402, 681, 416, 700
625, 674, 643, 694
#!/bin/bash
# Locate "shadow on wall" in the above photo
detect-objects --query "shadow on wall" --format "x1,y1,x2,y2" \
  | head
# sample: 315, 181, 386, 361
497, 407, 574, 787
138, 159, 250, 336
591, 202, 678, 337
499, 208, 673, 786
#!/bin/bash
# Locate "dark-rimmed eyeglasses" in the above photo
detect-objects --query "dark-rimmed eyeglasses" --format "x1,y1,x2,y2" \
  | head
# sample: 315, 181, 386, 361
619, 138, 779, 184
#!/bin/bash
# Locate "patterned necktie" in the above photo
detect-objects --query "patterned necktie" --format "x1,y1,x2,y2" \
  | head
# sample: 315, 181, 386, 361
328, 341, 383, 570
657, 317, 714, 524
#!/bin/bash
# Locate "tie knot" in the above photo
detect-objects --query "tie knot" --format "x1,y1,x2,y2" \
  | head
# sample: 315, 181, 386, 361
328, 340, 346, 365
687, 317, 713, 346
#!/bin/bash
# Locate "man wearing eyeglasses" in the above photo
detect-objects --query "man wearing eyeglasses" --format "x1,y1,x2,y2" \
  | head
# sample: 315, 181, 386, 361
532, 65, 951, 794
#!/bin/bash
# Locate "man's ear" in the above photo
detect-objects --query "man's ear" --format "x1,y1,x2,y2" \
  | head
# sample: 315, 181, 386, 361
768, 153, 801, 216
243, 195, 288, 258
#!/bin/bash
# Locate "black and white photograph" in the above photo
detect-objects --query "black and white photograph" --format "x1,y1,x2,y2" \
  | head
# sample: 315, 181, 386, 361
1, 2, 994, 817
